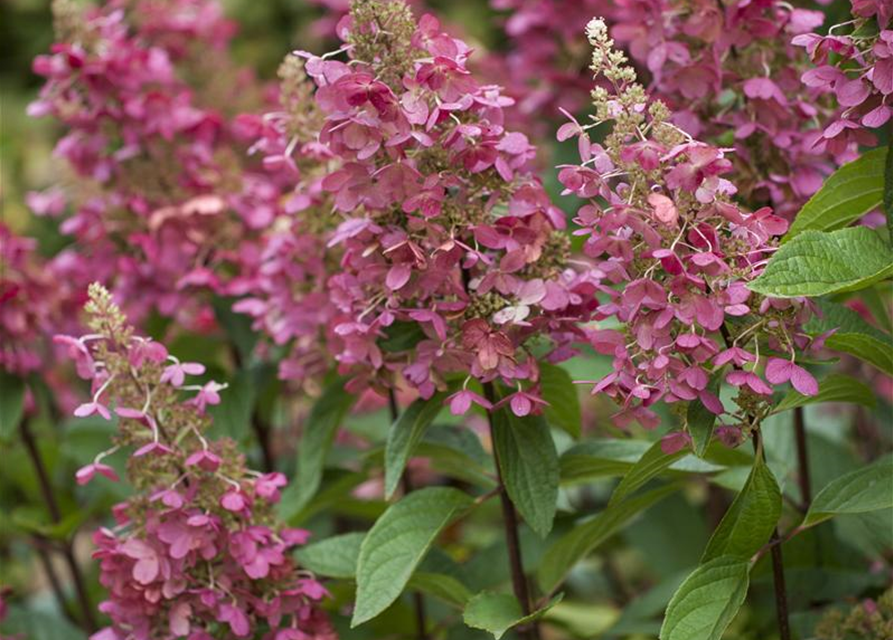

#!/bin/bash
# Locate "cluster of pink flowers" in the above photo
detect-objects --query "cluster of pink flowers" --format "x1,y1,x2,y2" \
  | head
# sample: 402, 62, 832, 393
795, 2, 893, 136
567, 19, 819, 450
28, 0, 274, 329
491, 0, 850, 218
58, 284, 333, 640
252, 0, 599, 413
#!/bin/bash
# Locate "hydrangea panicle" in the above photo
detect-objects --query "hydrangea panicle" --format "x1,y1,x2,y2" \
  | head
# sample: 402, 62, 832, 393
59, 284, 334, 640
566, 18, 820, 449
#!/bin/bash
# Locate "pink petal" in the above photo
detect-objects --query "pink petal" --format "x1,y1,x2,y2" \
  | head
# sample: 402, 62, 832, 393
790, 365, 819, 396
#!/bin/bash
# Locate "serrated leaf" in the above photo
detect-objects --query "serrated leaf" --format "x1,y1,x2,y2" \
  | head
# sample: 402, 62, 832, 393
687, 373, 722, 456
701, 455, 780, 562
491, 408, 559, 538
805, 300, 893, 375
772, 374, 876, 414
560, 440, 724, 485
803, 455, 893, 527
786, 147, 887, 239
352, 487, 473, 627
538, 484, 678, 593
659, 556, 750, 640
408, 572, 473, 608
0, 372, 25, 442
294, 531, 364, 579
609, 440, 688, 507
749, 227, 893, 298
384, 392, 447, 499
284, 376, 356, 518
539, 363, 581, 438
463, 592, 563, 639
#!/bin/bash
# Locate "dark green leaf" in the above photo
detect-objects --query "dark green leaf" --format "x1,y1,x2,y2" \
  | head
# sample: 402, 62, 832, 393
772, 374, 876, 414
659, 556, 750, 640
491, 408, 559, 538
0, 371, 25, 442
353, 487, 473, 627
805, 300, 893, 375
294, 532, 364, 579
885, 140, 893, 242
609, 440, 688, 507
463, 592, 563, 639
786, 147, 886, 238
749, 227, 893, 298
539, 363, 581, 438
686, 373, 722, 456
212, 296, 259, 362
408, 572, 473, 608
379, 321, 427, 353
560, 440, 723, 485
284, 376, 356, 517
207, 367, 259, 441
804, 455, 893, 527
384, 392, 447, 499
701, 455, 780, 561
538, 484, 678, 592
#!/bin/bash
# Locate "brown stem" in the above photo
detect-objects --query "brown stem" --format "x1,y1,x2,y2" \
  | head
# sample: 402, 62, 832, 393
252, 412, 275, 473
793, 407, 811, 510
20, 418, 97, 631
387, 389, 428, 640
768, 529, 792, 640
483, 383, 539, 640
751, 431, 790, 640
32, 535, 77, 625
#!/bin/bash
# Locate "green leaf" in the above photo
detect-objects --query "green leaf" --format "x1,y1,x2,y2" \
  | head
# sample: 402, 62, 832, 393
207, 367, 260, 441
609, 440, 688, 507
560, 440, 724, 485
294, 531, 364, 579
463, 592, 563, 639
1, 607, 87, 640
408, 572, 473, 608
417, 428, 496, 490
803, 455, 893, 527
284, 376, 356, 517
352, 487, 473, 627
659, 556, 750, 640
772, 374, 876, 414
379, 321, 427, 353
749, 227, 893, 298
0, 372, 25, 442
805, 300, 893, 375
384, 392, 447, 499
885, 140, 893, 243
538, 484, 678, 593
539, 363, 581, 438
786, 147, 887, 238
686, 374, 722, 456
701, 455, 780, 561
212, 296, 259, 362
491, 408, 559, 538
